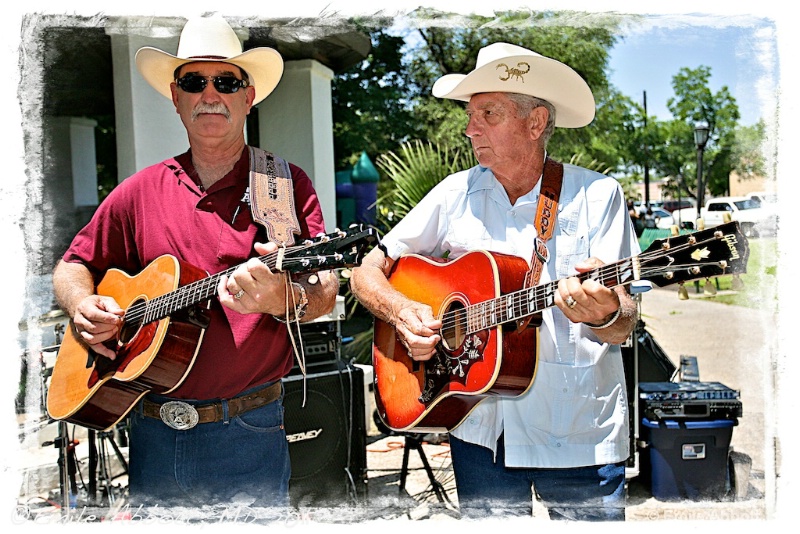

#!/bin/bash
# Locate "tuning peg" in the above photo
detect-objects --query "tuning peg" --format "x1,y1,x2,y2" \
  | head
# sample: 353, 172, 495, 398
703, 278, 717, 296
731, 274, 744, 291
339, 269, 352, 279
678, 282, 689, 300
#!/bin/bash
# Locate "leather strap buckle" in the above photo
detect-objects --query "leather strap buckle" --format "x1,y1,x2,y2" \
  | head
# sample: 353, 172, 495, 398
159, 400, 200, 430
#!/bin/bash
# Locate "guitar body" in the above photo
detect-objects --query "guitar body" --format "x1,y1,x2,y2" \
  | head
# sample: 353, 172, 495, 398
46, 255, 210, 431
373, 251, 539, 433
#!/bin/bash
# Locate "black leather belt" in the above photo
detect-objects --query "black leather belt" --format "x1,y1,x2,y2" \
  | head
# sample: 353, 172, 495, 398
141, 381, 282, 430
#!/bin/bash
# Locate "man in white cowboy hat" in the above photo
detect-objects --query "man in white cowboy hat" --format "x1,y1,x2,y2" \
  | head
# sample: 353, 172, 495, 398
52, 14, 338, 510
351, 42, 639, 520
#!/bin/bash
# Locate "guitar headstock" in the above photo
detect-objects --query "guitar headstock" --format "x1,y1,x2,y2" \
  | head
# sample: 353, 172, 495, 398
279, 224, 380, 274
640, 221, 750, 287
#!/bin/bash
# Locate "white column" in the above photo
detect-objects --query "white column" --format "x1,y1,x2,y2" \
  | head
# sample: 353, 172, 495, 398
106, 19, 188, 181
49, 117, 99, 207
257, 59, 336, 232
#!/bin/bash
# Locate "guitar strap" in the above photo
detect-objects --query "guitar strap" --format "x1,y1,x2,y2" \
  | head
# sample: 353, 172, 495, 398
518, 157, 563, 329
247, 146, 310, 383
524, 156, 563, 288
248, 146, 301, 246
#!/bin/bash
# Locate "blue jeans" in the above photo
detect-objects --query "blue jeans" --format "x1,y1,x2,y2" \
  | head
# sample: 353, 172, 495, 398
449, 435, 626, 520
128, 382, 291, 511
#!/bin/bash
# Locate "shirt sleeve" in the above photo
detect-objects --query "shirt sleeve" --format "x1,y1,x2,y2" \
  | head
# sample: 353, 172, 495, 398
588, 177, 641, 265
61, 175, 143, 283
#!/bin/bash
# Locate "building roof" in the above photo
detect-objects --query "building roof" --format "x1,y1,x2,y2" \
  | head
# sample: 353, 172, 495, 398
31, 14, 371, 117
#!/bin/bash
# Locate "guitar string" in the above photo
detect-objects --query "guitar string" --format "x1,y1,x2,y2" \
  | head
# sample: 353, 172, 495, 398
440, 236, 734, 333
120, 231, 355, 325
437, 231, 740, 335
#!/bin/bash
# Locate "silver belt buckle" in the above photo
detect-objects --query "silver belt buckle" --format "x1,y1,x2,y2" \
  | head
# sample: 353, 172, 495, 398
159, 401, 199, 430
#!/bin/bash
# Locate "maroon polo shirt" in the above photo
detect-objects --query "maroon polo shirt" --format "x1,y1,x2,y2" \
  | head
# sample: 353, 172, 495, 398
62, 147, 326, 399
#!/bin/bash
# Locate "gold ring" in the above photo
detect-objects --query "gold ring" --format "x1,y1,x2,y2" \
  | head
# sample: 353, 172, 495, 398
565, 296, 577, 309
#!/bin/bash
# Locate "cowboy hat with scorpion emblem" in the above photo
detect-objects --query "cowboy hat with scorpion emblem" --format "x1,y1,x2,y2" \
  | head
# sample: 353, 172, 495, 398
135, 14, 284, 105
432, 42, 595, 128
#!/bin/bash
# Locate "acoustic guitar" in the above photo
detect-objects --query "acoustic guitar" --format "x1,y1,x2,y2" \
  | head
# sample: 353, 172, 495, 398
47, 225, 378, 431
372, 221, 749, 433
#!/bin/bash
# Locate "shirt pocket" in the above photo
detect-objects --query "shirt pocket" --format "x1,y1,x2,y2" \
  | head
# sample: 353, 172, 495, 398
444, 217, 494, 255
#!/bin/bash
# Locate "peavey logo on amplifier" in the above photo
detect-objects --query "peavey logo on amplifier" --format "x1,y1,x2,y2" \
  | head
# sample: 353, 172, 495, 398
286, 428, 324, 443
639, 381, 742, 420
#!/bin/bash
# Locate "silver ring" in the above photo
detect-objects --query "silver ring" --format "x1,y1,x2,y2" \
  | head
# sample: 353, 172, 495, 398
234, 289, 245, 300
565, 295, 577, 309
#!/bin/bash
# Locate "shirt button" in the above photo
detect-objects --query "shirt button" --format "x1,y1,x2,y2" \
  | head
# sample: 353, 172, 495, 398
556, 443, 562, 448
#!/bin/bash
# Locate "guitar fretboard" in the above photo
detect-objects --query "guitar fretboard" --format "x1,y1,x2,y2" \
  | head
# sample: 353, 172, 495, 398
118, 227, 375, 328
463, 257, 638, 335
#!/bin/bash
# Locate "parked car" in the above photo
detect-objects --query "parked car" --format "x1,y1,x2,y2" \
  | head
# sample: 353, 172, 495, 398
748, 191, 777, 206
674, 196, 778, 237
650, 208, 675, 229
661, 199, 695, 213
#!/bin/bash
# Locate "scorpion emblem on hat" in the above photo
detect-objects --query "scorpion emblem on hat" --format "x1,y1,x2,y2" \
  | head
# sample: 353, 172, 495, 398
497, 62, 531, 82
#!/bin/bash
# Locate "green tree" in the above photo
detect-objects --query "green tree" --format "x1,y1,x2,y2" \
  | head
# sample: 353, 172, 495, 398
331, 26, 422, 170
658, 66, 743, 199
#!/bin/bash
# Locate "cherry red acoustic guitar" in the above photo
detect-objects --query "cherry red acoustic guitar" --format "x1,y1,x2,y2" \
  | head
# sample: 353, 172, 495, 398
372, 221, 749, 433
47, 226, 378, 431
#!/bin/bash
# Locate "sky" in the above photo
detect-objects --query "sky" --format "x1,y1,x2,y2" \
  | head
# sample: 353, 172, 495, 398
1, 0, 798, 528
607, 15, 777, 126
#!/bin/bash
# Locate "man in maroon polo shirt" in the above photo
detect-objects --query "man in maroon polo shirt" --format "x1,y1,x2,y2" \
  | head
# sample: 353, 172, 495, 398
51, 15, 338, 512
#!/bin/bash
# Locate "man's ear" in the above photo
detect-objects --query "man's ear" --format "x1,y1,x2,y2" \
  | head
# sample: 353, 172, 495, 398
170, 82, 180, 111
530, 105, 549, 140
245, 86, 256, 114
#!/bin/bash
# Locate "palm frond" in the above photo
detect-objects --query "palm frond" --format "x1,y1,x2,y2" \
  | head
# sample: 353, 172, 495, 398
376, 139, 476, 229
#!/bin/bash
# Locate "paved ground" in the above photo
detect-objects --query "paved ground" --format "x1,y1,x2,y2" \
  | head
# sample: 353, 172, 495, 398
11, 278, 781, 525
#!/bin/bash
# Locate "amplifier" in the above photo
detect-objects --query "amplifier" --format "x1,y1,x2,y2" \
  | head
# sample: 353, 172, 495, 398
296, 320, 340, 368
638, 381, 742, 420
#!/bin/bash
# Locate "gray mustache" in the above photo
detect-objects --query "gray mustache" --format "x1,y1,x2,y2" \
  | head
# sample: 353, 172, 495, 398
191, 103, 232, 123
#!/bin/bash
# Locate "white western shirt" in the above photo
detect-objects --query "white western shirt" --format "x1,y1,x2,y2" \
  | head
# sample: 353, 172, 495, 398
380, 163, 640, 467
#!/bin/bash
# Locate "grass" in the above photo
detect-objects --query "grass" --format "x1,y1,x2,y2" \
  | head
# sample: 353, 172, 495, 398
673, 236, 778, 310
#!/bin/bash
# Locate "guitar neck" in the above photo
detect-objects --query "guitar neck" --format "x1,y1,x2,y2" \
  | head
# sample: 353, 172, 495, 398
125, 251, 284, 327
462, 257, 637, 334
118, 225, 378, 328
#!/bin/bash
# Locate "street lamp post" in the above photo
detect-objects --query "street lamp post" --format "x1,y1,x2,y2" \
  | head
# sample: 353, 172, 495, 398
694, 121, 710, 221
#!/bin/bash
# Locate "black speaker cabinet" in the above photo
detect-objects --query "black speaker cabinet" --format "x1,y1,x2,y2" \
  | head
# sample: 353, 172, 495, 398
282, 362, 367, 507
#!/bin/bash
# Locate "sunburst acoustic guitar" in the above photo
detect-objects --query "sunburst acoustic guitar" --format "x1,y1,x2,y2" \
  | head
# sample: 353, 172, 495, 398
372, 221, 749, 433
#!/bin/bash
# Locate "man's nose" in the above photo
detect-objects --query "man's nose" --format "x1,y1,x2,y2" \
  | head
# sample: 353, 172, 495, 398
465, 115, 481, 138
200, 81, 223, 100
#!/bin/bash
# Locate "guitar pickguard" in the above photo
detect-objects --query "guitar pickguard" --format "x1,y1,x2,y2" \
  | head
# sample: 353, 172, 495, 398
419, 330, 490, 404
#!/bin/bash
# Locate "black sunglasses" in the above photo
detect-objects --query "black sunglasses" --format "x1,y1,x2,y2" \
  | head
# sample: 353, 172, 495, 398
176, 75, 249, 94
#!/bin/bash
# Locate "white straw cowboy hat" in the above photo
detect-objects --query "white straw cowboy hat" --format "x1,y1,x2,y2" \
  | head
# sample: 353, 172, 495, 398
135, 14, 283, 105
432, 42, 595, 128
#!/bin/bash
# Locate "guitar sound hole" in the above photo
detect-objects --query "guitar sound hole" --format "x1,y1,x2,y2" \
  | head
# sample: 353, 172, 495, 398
440, 301, 466, 351
118, 298, 145, 346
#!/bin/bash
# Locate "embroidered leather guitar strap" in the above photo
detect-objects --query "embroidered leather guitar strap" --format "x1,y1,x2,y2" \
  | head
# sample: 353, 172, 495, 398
518, 157, 563, 329
248, 146, 301, 246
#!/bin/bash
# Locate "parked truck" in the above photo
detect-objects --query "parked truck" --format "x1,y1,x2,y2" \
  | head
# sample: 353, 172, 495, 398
674, 196, 778, 237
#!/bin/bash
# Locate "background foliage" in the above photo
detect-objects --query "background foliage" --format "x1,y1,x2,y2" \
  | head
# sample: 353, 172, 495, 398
331, 9, 766, 208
